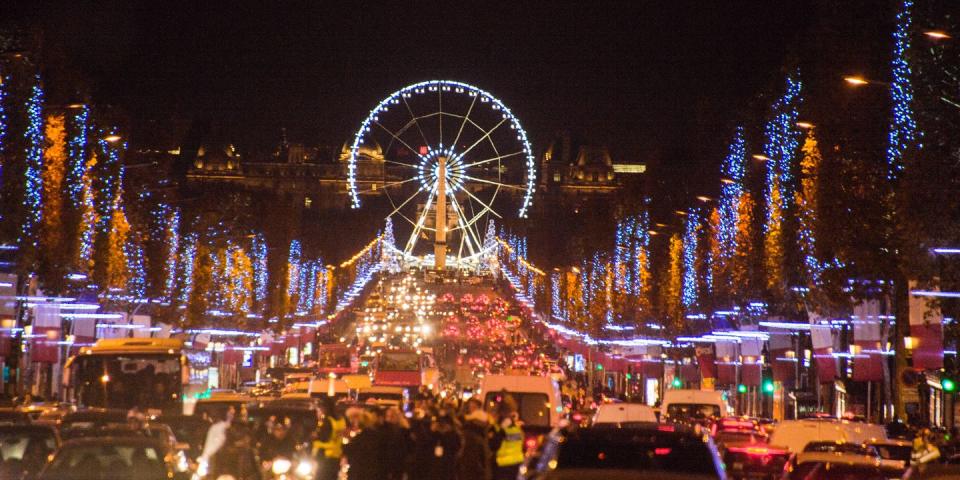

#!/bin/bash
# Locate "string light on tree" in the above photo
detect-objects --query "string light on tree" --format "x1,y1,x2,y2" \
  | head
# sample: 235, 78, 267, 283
21, 78, 45, 247
718, 127, 746, 259
887, 0, 918, 179
66, 106, 90, 206
287, 239, 302, 300
251, 233, 268, 305
682, 208, 699, 308
178, 233, 198, 304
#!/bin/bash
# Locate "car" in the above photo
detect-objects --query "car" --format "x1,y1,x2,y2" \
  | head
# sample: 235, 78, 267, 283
661, 390, 731, 424
0, 408, 31, 426
592, 403, 658, 426
37, 436, 191, 480
0, 425, 60, 480
59, 409, 129, 440
721, 442, 789, 480
867, 439, 912, 466
902, 462, 960, 479
520, 424, 726, 480
768, 419, 887, 453
781, 452, 904, 480
158, 414, 210, 460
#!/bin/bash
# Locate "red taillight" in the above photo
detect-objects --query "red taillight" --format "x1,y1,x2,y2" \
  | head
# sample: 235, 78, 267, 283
525, 437, 537, 450
654, 448, 672, 455
727, 446, 786, 456
657, 425, 675, 432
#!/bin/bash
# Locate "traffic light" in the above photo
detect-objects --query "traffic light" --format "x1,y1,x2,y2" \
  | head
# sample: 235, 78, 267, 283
943, 378, 957, 393
737, 384, 748, 394
762, 379, 775, 395
671, 377, 683, 389
596, 364, 604, 371
625, 373, 632, 380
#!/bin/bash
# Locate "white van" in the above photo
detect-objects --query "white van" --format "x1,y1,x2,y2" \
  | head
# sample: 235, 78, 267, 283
769, 419, 888, 453
478, 374, 562, 428
593, 403, 658, 425
660, 389, 730, 422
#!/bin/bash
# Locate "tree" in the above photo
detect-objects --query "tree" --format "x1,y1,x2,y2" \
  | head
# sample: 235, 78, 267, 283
39, 112, 67, 292
732, 193, 757, 301
665, 233, 684, 332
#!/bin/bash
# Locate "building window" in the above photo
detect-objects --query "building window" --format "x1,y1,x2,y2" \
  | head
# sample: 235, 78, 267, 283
553, 172, 561, 182
304, 197, 313, 208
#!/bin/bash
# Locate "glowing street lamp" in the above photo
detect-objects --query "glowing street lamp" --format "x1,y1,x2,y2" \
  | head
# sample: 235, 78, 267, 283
103, 134, 122, 143
924, 30, 951, 40
795, 121, 815, 129
752, 154, 771, 162
844, 76, 870, 86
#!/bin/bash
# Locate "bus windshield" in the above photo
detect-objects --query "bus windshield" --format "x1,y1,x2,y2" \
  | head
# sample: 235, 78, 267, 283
378, 353, 419, 371
70, 354, 181, 413
318, 348, 352, 370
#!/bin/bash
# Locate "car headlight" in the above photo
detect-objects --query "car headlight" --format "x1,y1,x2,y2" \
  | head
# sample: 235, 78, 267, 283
196, 458, 209, 477
272, 457, 292, 475
295, 459, 314, 478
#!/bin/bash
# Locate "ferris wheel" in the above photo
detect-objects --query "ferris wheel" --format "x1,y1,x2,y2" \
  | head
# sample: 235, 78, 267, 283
347, 80, 536, 269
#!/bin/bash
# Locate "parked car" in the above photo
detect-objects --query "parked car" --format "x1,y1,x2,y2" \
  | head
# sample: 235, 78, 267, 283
592, 402, 658, 426
780, 451, 904, 480
520, 424, 725, 479
37, 436, 191, 480
902, 462, 960, 479
0, 425, 60, 480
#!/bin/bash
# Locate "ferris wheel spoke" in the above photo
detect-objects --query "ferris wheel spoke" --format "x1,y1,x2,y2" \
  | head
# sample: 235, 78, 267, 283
457, 117, 507, 160
356, 177, 418, 194
374, 121, 423, 160
401, 95, 431, 148
450, 94, 477, 152
456, 174, 526, 191
388, 185, 426, 219
384, 159, 419, 169
447, 193, 481, 257
457, 150, 525, 170
459, 186, 503, 219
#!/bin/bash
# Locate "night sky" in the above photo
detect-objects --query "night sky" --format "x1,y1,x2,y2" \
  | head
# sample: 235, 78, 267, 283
7, 0, 810, 188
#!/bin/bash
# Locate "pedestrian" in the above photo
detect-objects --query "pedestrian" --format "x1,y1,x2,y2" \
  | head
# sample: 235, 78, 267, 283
382, 406, 412, 480
457, 398, 492, 480
490, 394, 524, 480
342, 410, 386, 480
210, 424, 262, 480
312, 398, 347, 480
200, 406, 235, 469
423, 412, 462, 480
258, 420, 299, 463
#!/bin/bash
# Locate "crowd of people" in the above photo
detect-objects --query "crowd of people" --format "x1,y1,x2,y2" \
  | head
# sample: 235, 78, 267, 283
197, 389, 528, 480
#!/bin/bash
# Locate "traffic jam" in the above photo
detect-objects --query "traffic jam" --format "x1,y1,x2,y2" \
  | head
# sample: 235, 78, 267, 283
0, 271, 957, 479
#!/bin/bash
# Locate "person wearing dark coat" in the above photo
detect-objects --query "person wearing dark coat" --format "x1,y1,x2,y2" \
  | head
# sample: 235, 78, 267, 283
210, 424, 262, 480
423, 413, 463, 480
342, 411, 386, 480
457, 399, 493, 480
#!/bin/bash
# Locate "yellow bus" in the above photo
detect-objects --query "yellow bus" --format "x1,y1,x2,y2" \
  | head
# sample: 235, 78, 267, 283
62, 338, 197, 415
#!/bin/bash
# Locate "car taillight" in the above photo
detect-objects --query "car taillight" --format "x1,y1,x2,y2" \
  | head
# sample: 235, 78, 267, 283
654, 448, 672, 455
657, 425, 675, 432
727, 446, 787, 456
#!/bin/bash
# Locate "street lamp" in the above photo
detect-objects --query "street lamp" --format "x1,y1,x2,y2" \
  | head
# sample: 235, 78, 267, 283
924, 30, 951, 40
103, 134, 122, 143
844, 76, 889, 87
796, 122, 815, 129
752, 154, 771, 162
696, 196, 712, 203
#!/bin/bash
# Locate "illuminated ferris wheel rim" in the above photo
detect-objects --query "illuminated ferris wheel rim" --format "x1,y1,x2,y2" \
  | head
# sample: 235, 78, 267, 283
346, 79, 537, 218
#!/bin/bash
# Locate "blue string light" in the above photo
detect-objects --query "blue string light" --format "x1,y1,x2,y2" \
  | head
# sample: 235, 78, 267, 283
97, 131, 125, 234
631, 210, 651, 298
252, 233, 268, 305
178, 233, 197, 304
718, 127, 745, 258
163, 208, 180, 300
287, 239, 302, 299
763, 73, 803, 231
66, 106, 90, 205
551, 270, 564, 321
21, 77, 44, 247
682, 209, 700, 308
886, 0, 918, 179
124, 240, 146, 300
0, 73, 8, 192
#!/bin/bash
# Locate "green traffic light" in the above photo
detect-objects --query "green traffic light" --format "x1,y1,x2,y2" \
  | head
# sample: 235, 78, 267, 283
762, 379, 775, 394
943, 378, 956, 393
737, 384, 747, 394
672, 377, 682, 389
625, 373, 632, 380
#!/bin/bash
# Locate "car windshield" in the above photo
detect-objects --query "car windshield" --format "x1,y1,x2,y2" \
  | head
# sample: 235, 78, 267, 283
378, 353, 419, 371
553, 431, 718, 475
804, 442, 877, 456
0, 430, 57, 464
70, 354, 181, 412
318, 349, 352, 369
666, 404, 720, 420
716, 431, 764, 445
787, 463, 889, 480
44, 442, 168, 480
484, 392, 551, 427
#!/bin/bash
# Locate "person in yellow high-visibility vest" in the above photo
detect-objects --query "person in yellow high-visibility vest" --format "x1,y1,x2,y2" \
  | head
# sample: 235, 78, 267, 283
490, 393, 524, 480
313, 398, 346, 480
